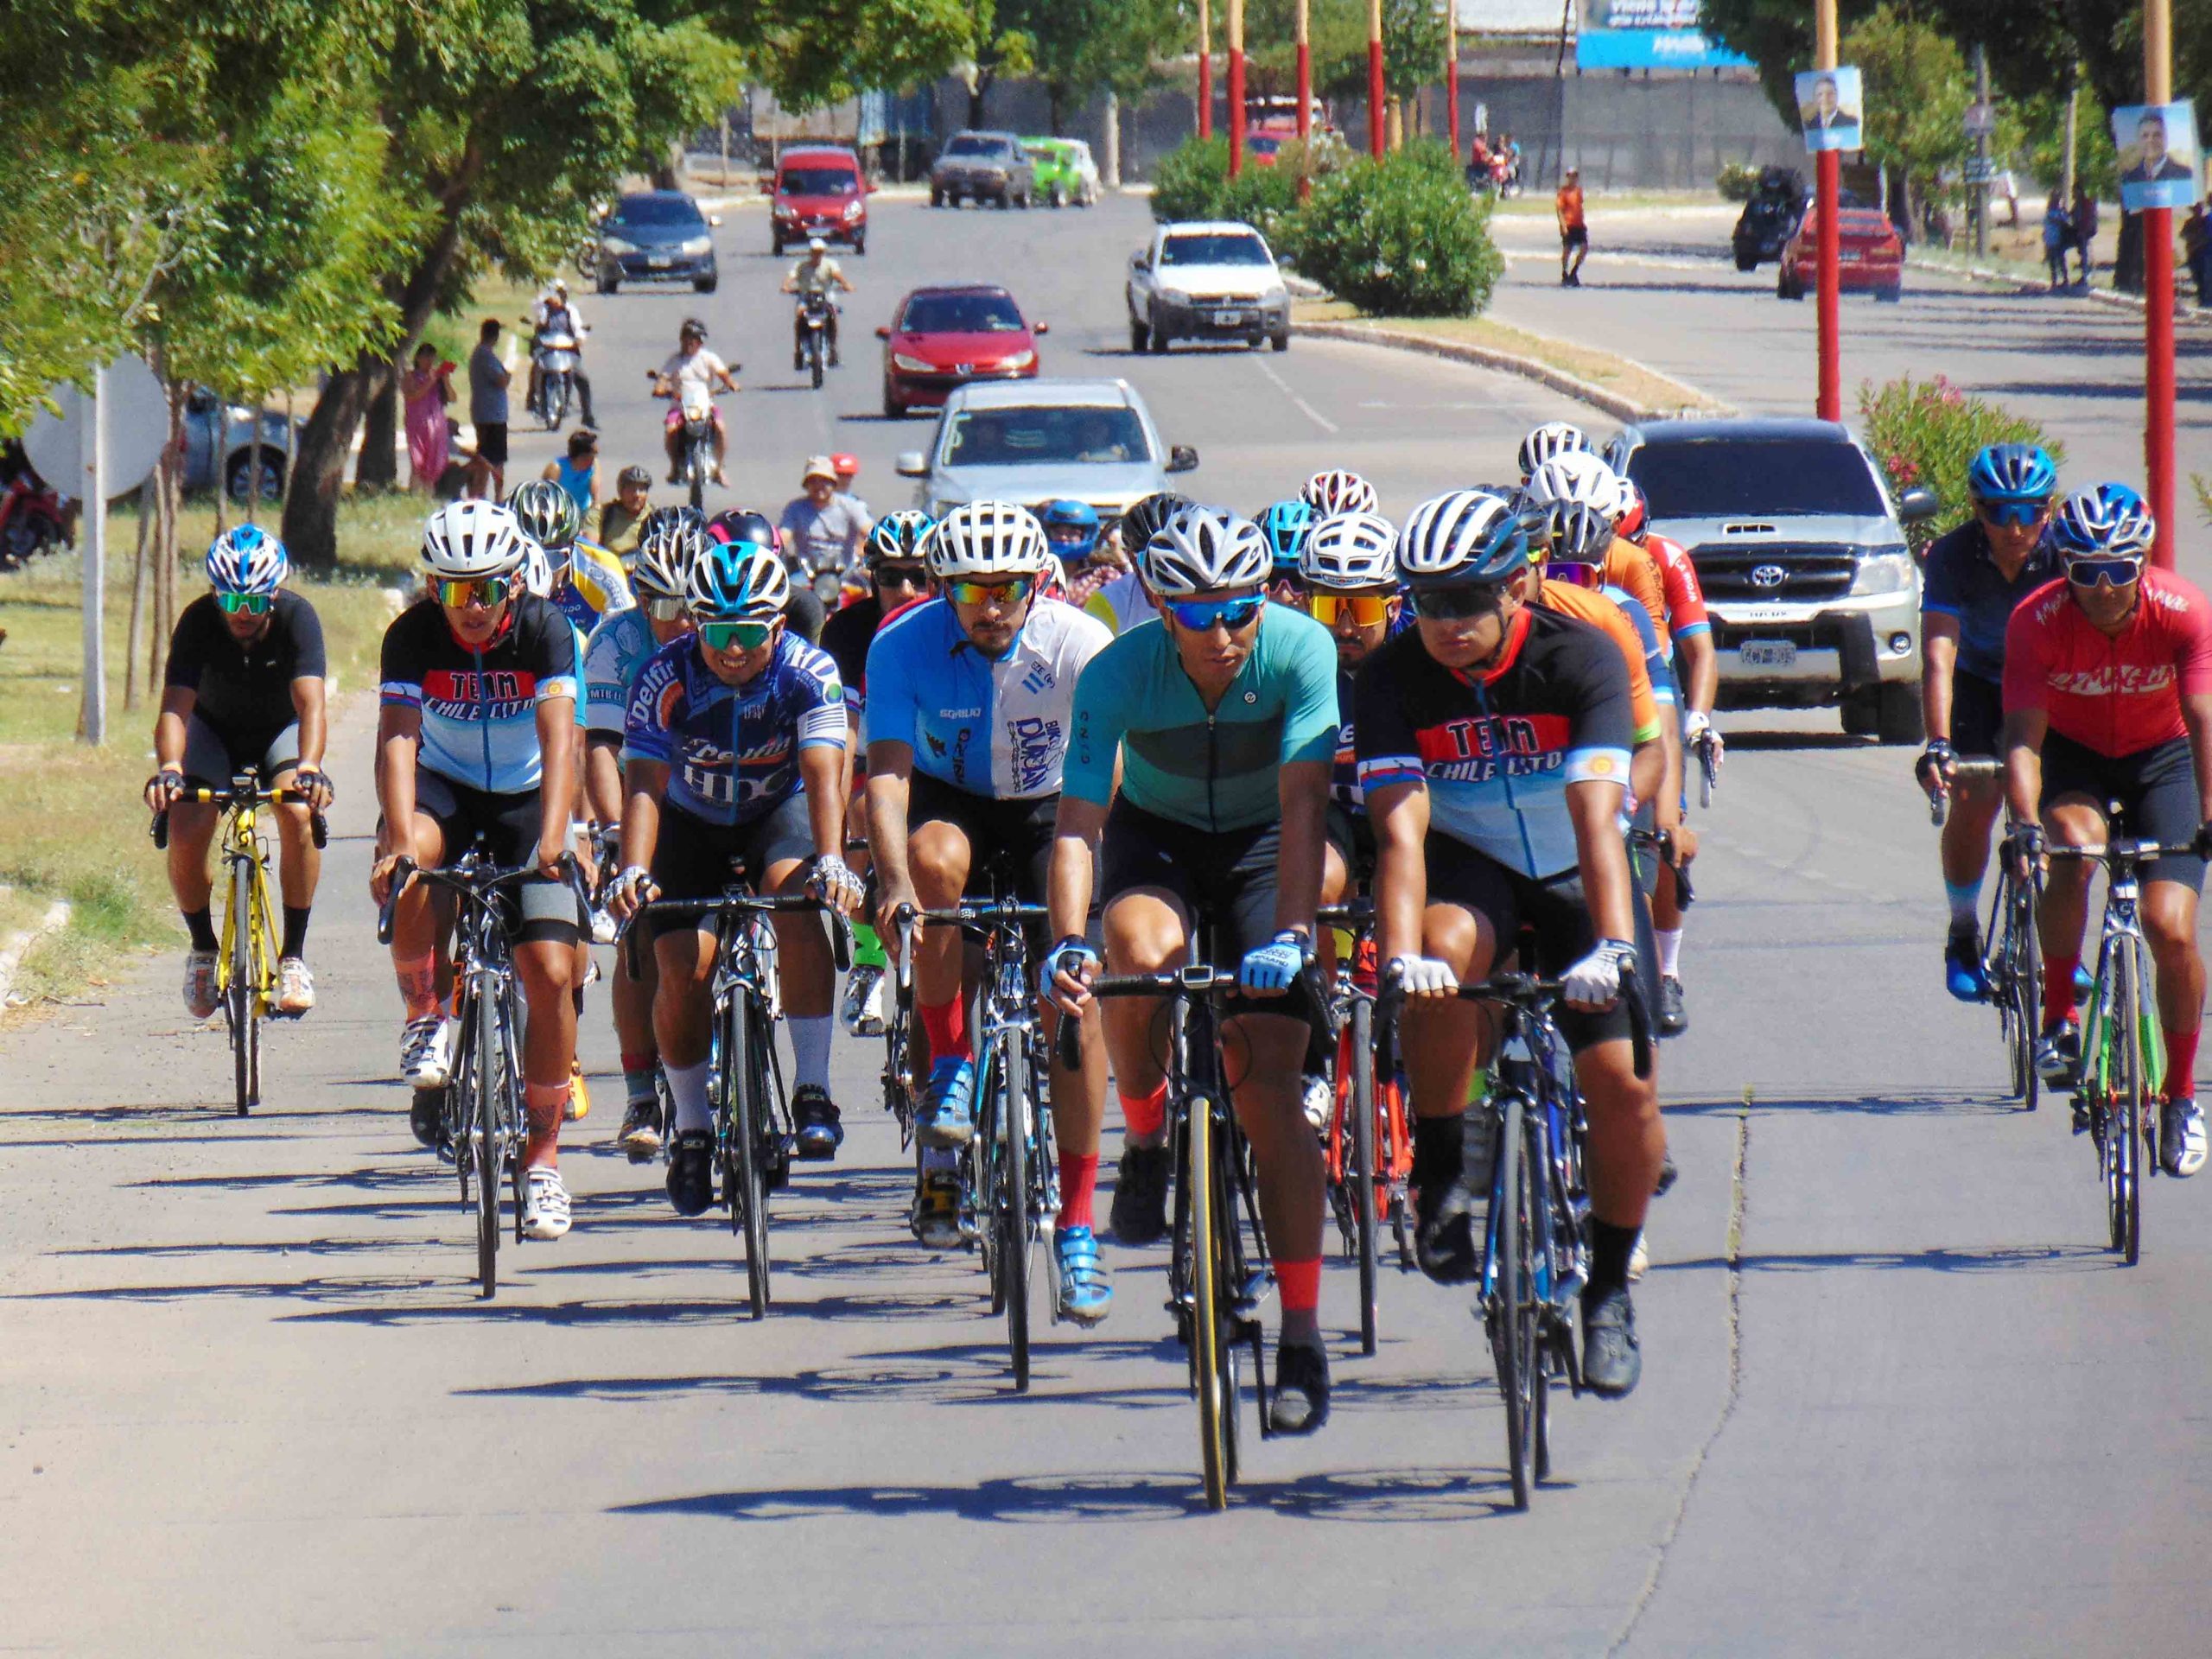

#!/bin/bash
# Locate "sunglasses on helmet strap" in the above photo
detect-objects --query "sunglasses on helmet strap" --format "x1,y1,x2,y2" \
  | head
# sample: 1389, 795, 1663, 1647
946, 576, 1033, 607
2064, 554, 2144, 589
643, 597, 690, 622
1410, 581, 1510, 620
1978, 499, 2048, 529
1305, 592, 1393, 627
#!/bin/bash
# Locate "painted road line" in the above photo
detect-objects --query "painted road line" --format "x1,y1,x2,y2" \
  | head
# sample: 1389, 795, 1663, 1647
1250, 354, 1339, 435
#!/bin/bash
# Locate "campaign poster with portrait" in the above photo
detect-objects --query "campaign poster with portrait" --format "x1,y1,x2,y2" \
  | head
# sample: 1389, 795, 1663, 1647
1796, 67, 1863, 153
2113, 102, 2201, 210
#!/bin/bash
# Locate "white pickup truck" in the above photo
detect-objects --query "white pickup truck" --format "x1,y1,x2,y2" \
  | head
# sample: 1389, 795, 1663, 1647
1126, 220, 1293, 354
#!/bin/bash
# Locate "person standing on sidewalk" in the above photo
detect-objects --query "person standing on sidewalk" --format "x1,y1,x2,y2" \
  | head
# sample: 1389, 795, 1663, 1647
1557, 166, 1588, 287
2070, 183, 2099, 287
2182, 200, 2211, 309
2042, 189, 2074, 290
467, 319, 511, 499
399, 345, 454, 494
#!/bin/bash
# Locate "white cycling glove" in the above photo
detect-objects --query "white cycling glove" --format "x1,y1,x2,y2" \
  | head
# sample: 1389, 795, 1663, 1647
1390, 955, 1459, 997
809, 854, 866, 910
1561, 938, 1637, 1009
610, 865, 658, 913
1686, 710, 1724, 767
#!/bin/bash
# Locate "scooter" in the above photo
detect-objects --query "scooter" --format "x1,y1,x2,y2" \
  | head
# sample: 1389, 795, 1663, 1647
0, 448, 73, 570
677, 384, 717, 511
796, 293, 836, 391
531, 329, 581, 430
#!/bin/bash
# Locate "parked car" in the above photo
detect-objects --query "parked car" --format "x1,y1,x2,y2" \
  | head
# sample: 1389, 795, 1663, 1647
877, 284, 1045, 419
180, 387, 298, 503
1607, 417, 1938, 742
1023, 137, 1101, 207
1127, 220, 1292, 353
770, 145, 873, 256
894, 378, 1198, 519
1731, 167, 1806, 270
1777, 203, 1904, 301
594, 190, 721, 294
929, 131, 1035, 209
1244, 131, 1289, 168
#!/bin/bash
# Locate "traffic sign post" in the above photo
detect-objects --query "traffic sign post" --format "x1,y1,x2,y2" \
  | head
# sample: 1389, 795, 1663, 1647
1368, 0, 1385, 159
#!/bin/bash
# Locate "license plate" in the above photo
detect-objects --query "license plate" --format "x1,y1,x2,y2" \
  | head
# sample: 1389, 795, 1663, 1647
1738, 640, 1797, 669
1212, 309, 1244, 327
648, 254, 671, 268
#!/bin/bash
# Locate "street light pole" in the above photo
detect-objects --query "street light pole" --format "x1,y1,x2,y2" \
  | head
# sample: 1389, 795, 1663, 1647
1446, 0, 1461, 165
1369, 0, 1386, 160
1814, 0, 1842, 422
1229, 0, 1247, 177
2145, 0, 2176, 567
1198, 0, 1214, 140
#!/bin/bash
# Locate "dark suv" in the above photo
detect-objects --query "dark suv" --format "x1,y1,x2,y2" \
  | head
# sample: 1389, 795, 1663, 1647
929, 131, 1035, 209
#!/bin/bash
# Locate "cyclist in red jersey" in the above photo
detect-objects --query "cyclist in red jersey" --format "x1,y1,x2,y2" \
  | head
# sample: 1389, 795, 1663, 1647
2001, 485, 2212, 1175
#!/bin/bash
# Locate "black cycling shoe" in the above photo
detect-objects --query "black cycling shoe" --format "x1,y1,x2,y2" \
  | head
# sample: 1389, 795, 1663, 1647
1658, 975, 1688, 1036
618, 1096, 664, 1164
1581, 1287, 1643, 1398
1654, 1148, 1679, 1198
410, 1086, 445, 1151
1269, 1340, 1332, 1436
666, 1129, 715, 1217
1413, 1114, 1487, 1285
791, 1086, 843, 1160
1109, 1142, 1171, 1245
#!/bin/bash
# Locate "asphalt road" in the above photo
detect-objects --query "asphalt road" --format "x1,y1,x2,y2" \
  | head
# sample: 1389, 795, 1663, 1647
5, 192, 2211, 1656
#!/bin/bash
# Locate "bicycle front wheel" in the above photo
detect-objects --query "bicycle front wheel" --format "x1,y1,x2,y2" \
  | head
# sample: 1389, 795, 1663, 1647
473, 981, 503, 1298
1188, 1091, 1232, 1510
998, 1033, 1033, 1391
228, 859, 256, 1116
719, 993, 772, 1319
2112, 945, 2147, 1264
1492, 1091, 1540, 1510
1350, 995, 1380, 1357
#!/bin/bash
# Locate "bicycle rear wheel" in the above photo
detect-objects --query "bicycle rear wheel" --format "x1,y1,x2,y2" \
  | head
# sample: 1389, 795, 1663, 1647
998, 1033, 1033, 1391
1492, 1091, 1539, 1510
1349, 995, 1379, 1357
2003, 873, 2041, 1110
1188, 1090, 1232, 1510
727, 994, 772, 1319
473, 981, 502, 1299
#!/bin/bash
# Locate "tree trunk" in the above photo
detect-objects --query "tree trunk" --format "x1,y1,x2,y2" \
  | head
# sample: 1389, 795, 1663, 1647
149, 382, 187, 695
650, 140, 683, 191
356, 366, 400, 492
124, 476, 153, 711
1048, 86, 1064, 137
968, 71, 989, 130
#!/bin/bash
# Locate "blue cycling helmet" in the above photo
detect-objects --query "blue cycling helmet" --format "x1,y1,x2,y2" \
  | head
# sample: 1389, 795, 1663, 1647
1967, 442, 2058, 505
206, 524, 289, 595
1039, 499, 1101, 557
1399, 490, 1529, 585
869, 508, 937, 563
2053, 483, 2156, 560
1257, 498, 1317, 569
687, 539, 791, 620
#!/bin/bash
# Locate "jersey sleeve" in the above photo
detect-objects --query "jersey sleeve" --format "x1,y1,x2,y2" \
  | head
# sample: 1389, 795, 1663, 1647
163, 601, 211, 691
623, 646, 682, 765
1605, 540, 1672, 658
793, 648, 849, 752
523, 601, 578, 703
1351, 644, 1426, 798
1561, 628, 1637, 788
1653, 540, 1709, 636
862, 620, 920, 752
1063, 643, 1132, 806
581, 616, 629, 735
378, 608, 423, 709
287, 597, 328, 682
1277, 613, 1342, 766
1613, 593, 1674, 713
2177, 585, 2212, 696
1920, 537, 1963, 618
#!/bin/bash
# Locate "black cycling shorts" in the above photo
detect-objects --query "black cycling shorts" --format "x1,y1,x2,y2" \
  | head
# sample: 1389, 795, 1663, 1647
1325, 804, 1377, 893
906, 772, 1057, 904
181, 713, 299, 788
1950, 671, 2004, 760
1425, 835, 1636, 1054
410, 766, 582, 946
1099, 797, 1323, 1027
647, 792, 817, 939
2040, 731, 2207, 892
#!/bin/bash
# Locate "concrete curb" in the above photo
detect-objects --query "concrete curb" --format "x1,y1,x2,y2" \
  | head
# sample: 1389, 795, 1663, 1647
0, 898, 73, 1007
1291, 319, 1733, 423
1906, 251, 2212, 329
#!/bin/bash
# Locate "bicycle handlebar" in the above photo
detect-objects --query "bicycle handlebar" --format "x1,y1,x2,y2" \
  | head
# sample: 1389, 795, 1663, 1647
375, 852, 590, 946
1924, 755, 2003, 825
1629, 827, 1693, 907
150, 785, 327, 852
1379, 963, 1653, 1082
1052, 965, 1249, 1071
628, 888, 854, 972
2044, 841, 2196, 864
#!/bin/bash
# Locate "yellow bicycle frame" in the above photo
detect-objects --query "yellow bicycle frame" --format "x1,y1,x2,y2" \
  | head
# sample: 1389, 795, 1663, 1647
213, 794, 279, 1016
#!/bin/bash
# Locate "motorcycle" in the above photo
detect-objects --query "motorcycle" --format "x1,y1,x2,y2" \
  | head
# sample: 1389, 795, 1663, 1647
796, 292, 835, 391
677, 383, 717, 511
0, 447, 73, 571
531, 328, 581, 430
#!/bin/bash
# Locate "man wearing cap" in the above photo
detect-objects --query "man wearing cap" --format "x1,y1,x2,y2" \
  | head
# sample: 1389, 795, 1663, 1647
1557, 165, 1588, 287
780, 236, 855, 368
594, 465, 654, 563
779, 455, 874, 605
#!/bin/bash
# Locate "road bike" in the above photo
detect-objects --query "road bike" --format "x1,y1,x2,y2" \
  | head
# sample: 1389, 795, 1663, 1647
1317, 898, 1412, 1358
1930, 759, 2043, 1110
1693, 726, 1722, 809
1060, 942, 1274, 1510
894, 870, 1059, 1391
378, 848, 586, 1298
153, 776, 325, 1115
637, 878, 849, 1319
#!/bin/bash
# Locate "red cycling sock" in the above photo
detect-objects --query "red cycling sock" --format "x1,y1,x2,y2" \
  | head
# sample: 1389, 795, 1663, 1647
1058, 1151, 1099, 1230
523, 1080, 569, 1168
2166, 1024, 2199, 1103
1276, 1256, 1321, 1317
1119, 1080, 1168, 1143
2043, 955, 2081, 1030
919, 997, 970, 1064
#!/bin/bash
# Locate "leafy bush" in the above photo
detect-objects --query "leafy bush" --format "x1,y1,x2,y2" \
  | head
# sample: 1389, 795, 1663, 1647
1150, 133, 1315, 248
1717, 161, 1760, 202
1293, 143, 1503, 316
1858, 375, 2063, 552
1151, 135, 1236, 223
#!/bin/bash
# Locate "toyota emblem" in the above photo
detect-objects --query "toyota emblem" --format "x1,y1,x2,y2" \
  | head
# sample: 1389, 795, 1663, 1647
1750, 564, 1788, 588
955, 363, 973, 375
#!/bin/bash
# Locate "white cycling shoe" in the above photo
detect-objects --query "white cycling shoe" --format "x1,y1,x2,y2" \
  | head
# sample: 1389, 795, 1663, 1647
841, 964, 887, 1039
182, 951, 219, 1020
276, 957, 315, 1014
522, 1166, 573, 1240
2163, 1100, 2208, 1179
400, 1015, 452, 1090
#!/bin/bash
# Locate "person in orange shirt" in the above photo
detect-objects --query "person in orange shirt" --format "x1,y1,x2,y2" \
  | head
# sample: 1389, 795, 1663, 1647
1556, 165, 1588, 286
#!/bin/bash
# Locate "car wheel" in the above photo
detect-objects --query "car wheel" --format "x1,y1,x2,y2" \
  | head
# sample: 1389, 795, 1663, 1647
772, 234, 785, 256
1777, 267, 1804, 301
1129, 317, 1149, 353
1876, 284, 1902, 302
1734, 250, 1758, 272
598, 275, 618, 296
1875, 683, 1925, 744
1148, 309, 1170, 353
695, 275, 718, 294
226, 449, 284, 505
1839, 687, 1879, 738
882, 383, 905, 420
1048, 183, 1064, 208
853, 233, 866, 257
1270, 331, 1290, 353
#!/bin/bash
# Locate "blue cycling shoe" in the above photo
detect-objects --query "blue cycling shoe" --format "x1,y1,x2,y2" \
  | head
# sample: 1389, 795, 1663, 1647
1052, 1225, 1114, 1326
916, 1056, 976, 1150
1944, 924, 1991, 1002
2074, 961, 2094, 996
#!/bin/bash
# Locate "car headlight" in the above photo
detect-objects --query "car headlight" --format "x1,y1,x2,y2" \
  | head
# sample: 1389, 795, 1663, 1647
773, 204, 796, 219
1261, 284, 1288, 306
681, 236, 712, 255
601, 236, 637, 254
1000, 350, 1036, 372
1158, 287, 1189, 305
1853, 547, 1916, 595
891, 353, 937, 373
842, 200, 863, 219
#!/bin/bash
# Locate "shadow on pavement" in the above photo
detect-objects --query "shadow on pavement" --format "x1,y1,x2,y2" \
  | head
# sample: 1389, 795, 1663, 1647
1653, 1241, 2110, 1275
1665, 1092, 2018, 1119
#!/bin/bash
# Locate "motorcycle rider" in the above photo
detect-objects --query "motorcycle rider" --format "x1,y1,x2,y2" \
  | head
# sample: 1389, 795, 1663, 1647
527, 280, 594, 428
779, 237, 855, 370
778, 454, 874, 623
649, 318, 739, 488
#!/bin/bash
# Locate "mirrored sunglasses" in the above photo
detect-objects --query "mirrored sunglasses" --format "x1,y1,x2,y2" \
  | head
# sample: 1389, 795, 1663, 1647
698, 619, 778, 651
644, 597, 690, 622
1978, 500, 2047, 529
1410, 582, 1509, 620
1167, 596, 1265, 632
1306, 592, 1394, 626
946, 576, 1034, 607
435, 577, 511, 609
215, 590, 273, 615
2064, 555, 2143, 589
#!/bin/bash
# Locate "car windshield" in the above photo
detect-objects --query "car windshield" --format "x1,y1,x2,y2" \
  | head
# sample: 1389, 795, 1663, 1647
611, 197, 702, 226
1160, 232, 1271, 267
945, 136, 1002, 158
900, 292, 1027, 334
943, 406, 1151, 467
779, 168, 857, 196
1629, 440, 1887, 518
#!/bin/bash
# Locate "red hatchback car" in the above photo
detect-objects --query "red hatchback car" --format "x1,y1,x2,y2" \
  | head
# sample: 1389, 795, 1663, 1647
1777, 204, 1904, 302
876, 284, 1045, 418
771, 145, 872, 256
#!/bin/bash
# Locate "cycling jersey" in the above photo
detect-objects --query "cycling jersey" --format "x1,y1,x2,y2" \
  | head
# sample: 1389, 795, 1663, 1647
555, 539, 634, 635
1603, 537, 1672, 658
1535, 579, 1663, 744
623, 629, 845, 826
1065, 607, 1338, 832
1642, 531, 1710, 639
1355, 603, 1634, 881
866, 595, 1110, 798
2004, 569, 2212, 758
164, 589, 327, 744
1923, 520, 2062, 684
1083, 568, 1156, 635
582, 607, 658, 737
380, 595, 578, 795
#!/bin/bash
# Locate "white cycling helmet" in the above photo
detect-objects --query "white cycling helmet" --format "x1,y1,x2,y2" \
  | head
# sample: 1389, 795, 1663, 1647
632, 514, 704, 601
1517, 421, 1591, 480
1299, 469, 1380, 517
518, 538, 555, 598
1300, 510, 1400, 590
1522, 452, 1627, 520
927, 499, 1051, 581
1399, 489, 1530, 585
1144, 505, 1273, 597
421, 499, 531, 579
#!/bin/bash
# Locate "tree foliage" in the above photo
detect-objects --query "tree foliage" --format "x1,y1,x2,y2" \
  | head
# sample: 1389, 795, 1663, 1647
1841, 6, 1971, 204
1238, 0, 1446, 103
1002, 0, 1182, 129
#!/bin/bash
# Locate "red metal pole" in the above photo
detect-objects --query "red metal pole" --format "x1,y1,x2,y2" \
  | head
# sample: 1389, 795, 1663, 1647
1228, 0, 1246, 177
1198, 0, 1213, 139
2147, 208, 2177, 566
1815, 149, 1841, 420
1295, 0, 1313, 202
1446, 3, 1460, 163
1369, 0, 1386, 159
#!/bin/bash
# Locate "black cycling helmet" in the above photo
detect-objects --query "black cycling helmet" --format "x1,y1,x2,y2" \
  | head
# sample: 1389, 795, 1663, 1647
680, 316, 708, 340
1116, 492, 1193, 556
706, 508, 779, 551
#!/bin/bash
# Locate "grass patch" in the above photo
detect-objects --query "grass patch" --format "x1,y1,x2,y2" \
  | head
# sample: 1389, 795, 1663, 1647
1490, 188, 1726, 217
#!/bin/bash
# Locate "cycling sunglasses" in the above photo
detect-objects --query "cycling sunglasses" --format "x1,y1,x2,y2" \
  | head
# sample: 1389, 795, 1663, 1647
435, 576, 511, 610
1977, 499, 2049, 529
1306, 591, 1394, 627
873, 562, 929, 589
643, 597, 690, 623
698, 618, 778, 652
946, 576, 1033, 607
214, 590, 273, 615
1409, 581, 1510, 620
2064, 555, 2144, 589
1167, 595, 1265, 632
1543, 561, 1604, 588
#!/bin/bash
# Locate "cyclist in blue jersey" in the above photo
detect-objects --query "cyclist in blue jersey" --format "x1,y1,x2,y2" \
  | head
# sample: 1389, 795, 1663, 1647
1916, 442, 2063, 1000
1357, 489, 1662, 1397
371, 499, 585, 1243
866, 503, 1116, 1313
582, 515, 703, 1157
607, 541, 861, 1215
1046, 505, 1340, 1435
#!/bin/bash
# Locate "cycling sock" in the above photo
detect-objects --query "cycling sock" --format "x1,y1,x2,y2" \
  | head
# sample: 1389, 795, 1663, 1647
790, 1015, 833, 1094
921, 1144, 958, 1174
1944, 879, 1984, 928
1586, 1218, 1639, 1300
1655, 926, 1683, 979
2166, 1025, 2199, 1102
523, 1080, 569, 1167
1058, 1151, 1098, 1230
182, 908, 218, 952
666, 1059, 711, 1134
919, 996, 971, 1063
851, 922, 888, 971
280, 906, 310, 961
620, 1051, 657, 1107
1119, 1079, 1168, 1146
395, 952, 441, 1020
1412, 1111, 1467, 1197
1277, 1258, 1321, 1344
2043, 954, 2082, 1030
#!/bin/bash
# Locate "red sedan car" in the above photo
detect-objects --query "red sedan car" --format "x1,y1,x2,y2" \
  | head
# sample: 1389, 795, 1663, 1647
877, 284, 1045, 419
1777, 205, 1904, 302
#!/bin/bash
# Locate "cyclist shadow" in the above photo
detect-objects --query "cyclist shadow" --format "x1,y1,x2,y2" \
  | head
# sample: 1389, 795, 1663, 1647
1651, 1241, 2110, 1275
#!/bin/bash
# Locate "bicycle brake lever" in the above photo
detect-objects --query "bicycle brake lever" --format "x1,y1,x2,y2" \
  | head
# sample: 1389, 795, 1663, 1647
151, 811, 169, 850
1622, 966, 1653, 1082
1054, 1005, 1084, 1071
376, 855, 419, 945
310, 812, 328, 851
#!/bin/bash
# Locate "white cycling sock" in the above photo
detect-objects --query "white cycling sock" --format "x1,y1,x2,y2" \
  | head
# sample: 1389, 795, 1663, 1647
666, 1060, 711, 1135
1655, 927, 1684, 981
790, 1015, 833, 1094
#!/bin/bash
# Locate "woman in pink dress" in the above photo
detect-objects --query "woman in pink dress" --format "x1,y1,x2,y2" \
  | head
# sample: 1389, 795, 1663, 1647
399, 344, 454, 493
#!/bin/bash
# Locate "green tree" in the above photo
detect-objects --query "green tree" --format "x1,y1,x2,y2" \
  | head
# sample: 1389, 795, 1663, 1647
1843, 6, 1972, 213
1002, 0, 1182, 133
722, 0, 979, 111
